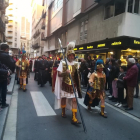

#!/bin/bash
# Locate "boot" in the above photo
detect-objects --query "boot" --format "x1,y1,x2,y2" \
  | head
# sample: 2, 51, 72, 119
88, 105, 92, 111
100, 105, 107, 118
61, 105, 66, 118
23, 85, 27, 92
19, 84, 22, 90
71, 109, 81, 124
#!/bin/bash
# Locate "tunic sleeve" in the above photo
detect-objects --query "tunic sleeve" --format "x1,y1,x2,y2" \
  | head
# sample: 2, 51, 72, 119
16, 60, 20, 66
89, 73, 95, 83
57, 61, 63, 72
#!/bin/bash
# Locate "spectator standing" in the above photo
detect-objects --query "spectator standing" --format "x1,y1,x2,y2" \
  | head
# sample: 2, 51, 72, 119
115, 66, 127, 107
105, 58, 110, 90
0, 62, 10, 108
134, 58, 140, 98
123, 58, 138, 110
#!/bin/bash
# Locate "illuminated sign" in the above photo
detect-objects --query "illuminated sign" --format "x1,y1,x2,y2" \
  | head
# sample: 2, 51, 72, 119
111, 41, 122, 46
74, 48, 77, 51
79, 47, 84, 50
87, 46, 93, 49
97, 43, 105, 48
134, 40, 140, 44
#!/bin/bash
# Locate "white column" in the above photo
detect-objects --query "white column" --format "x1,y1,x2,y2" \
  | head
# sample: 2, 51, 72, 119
125, 0, 129, 13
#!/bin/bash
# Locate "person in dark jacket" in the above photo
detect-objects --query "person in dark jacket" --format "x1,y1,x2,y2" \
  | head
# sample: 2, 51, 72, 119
0, 44, 15, 73
123, 58, 138, 110
115, 66, 127, 107
105, 58, 110, 90
0, 62, 10, 108
134, 58, 140, 98
94, 55, 104, 70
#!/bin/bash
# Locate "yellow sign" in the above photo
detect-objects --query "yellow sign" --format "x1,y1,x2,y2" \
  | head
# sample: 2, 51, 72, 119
79, 47, 84, 50
111, 41, 122, 46
74, 48, 77, 51
134, 40, 140, 44
87, 46, 93, 49
97, 43, 105, 48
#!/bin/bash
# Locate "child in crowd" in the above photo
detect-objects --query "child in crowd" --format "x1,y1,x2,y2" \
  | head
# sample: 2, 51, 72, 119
115, 66, 127, 107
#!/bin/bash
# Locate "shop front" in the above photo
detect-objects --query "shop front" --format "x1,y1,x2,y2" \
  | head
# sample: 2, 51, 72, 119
74, 36, 140, 65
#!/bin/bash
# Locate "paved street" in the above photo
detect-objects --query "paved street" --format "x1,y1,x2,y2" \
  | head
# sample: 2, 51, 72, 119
3, 73, 140, 140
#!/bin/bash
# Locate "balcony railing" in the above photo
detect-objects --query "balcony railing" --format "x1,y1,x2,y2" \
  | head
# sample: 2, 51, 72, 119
0, 0, 9, 10
0, 17, 5, 32
32, 43, 40, 49
5, 15, 8, 24
0, 0, 4, 10
41, 19, 45, 30
41, 32, 46, 41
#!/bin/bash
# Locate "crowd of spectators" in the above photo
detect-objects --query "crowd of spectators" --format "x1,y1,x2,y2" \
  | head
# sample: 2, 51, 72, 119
79, 54, 140, 110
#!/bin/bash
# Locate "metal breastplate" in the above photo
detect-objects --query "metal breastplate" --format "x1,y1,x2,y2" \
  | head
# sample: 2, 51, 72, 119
93, 73, 105, 90
62, 62, 77, 85
21, 61, 27, 71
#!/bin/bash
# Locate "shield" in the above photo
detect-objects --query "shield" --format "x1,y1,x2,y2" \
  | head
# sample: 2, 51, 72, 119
52, 67, 57, 92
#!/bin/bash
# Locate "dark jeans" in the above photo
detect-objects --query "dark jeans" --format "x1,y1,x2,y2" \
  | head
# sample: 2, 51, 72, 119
135, 82, 139, 96
118, 88, 124, 103
0, 80, 7, 105
109, 81, 112, 95
105, 77, 110, 90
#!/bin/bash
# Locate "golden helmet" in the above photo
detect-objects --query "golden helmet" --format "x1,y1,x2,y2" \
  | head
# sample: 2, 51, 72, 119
66, 42, 75, 56
97, 64, 104, 69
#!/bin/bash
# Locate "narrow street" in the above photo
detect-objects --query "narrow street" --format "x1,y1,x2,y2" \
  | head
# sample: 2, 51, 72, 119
3, 73, 140, 140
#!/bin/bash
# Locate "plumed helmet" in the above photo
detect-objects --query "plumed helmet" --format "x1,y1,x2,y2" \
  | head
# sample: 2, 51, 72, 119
66, 42, 75, 57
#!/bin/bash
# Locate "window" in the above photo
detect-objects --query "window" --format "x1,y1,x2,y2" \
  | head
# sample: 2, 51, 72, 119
104, 1, 114, 19
15, 32, 17, 36
15, 43, 17, 47
115, 0, 126, 16
128, 0, 133, 13
134, 0, 139, 13
53, 0, 63, 12
84, 20, 88, 40
80, 22, 84, 40
15, 38, 17, 41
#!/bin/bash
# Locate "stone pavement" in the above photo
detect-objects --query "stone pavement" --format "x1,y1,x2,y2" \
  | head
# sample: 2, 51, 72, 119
0, 74, 15, 140
81, 87, 140, 119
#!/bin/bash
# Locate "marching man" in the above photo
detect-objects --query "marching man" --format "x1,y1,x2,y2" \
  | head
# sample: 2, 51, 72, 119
54, 42, 82, 124
16, 51, 29, 91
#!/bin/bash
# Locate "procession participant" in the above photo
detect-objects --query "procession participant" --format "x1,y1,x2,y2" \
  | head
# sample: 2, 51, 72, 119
29, 58, 33, 72
37, 55, 49, 87
34, 56, 41, 81
16, 51, 29, 92
54, 42, 82, 124
84, 64, 107, 118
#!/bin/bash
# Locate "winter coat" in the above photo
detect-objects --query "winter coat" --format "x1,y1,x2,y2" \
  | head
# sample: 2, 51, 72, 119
0, 51, 15, 72
117, 72, 126, 88
109, 66, 120, 82
124, 64, 138, 87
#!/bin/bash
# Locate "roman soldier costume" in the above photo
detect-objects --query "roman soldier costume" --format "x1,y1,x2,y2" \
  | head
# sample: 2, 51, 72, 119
16, 52, 29, 91
54, 42, 82, 124
84, 64, 107, 118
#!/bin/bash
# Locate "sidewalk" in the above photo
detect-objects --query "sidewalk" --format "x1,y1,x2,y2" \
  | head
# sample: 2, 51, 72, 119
81, 87, 140, 119
0, 74, 15, 140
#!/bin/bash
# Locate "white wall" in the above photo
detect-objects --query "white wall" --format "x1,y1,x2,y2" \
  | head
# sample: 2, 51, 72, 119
118, 13, 140, 38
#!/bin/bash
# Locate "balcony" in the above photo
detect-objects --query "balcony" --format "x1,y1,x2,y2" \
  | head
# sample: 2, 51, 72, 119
0, 17, 5, 32
33, 30, 40, 38
32, 43, 40, 49
0, 0, 4, 10
4, 0, 9, 8
41, 19, 45, 30
7, 38, 13, 42
5, 15, 8, 24
41, 32, 46, 41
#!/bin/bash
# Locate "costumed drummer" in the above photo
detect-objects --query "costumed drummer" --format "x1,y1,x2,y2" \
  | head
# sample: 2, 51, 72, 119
16, 51, 29, 92
54, 42, 82, 124
84, 64, 107, 118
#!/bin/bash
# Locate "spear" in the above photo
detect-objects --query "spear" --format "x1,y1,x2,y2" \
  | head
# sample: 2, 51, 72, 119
58, 38, 87, 133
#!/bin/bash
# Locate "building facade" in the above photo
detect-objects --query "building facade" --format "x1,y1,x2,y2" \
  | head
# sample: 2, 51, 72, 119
41, 0, 140, 64
0, 0, 9, 43
5, 0, 20, 55
31, 0, 44, 57
20, 16, 31, 57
